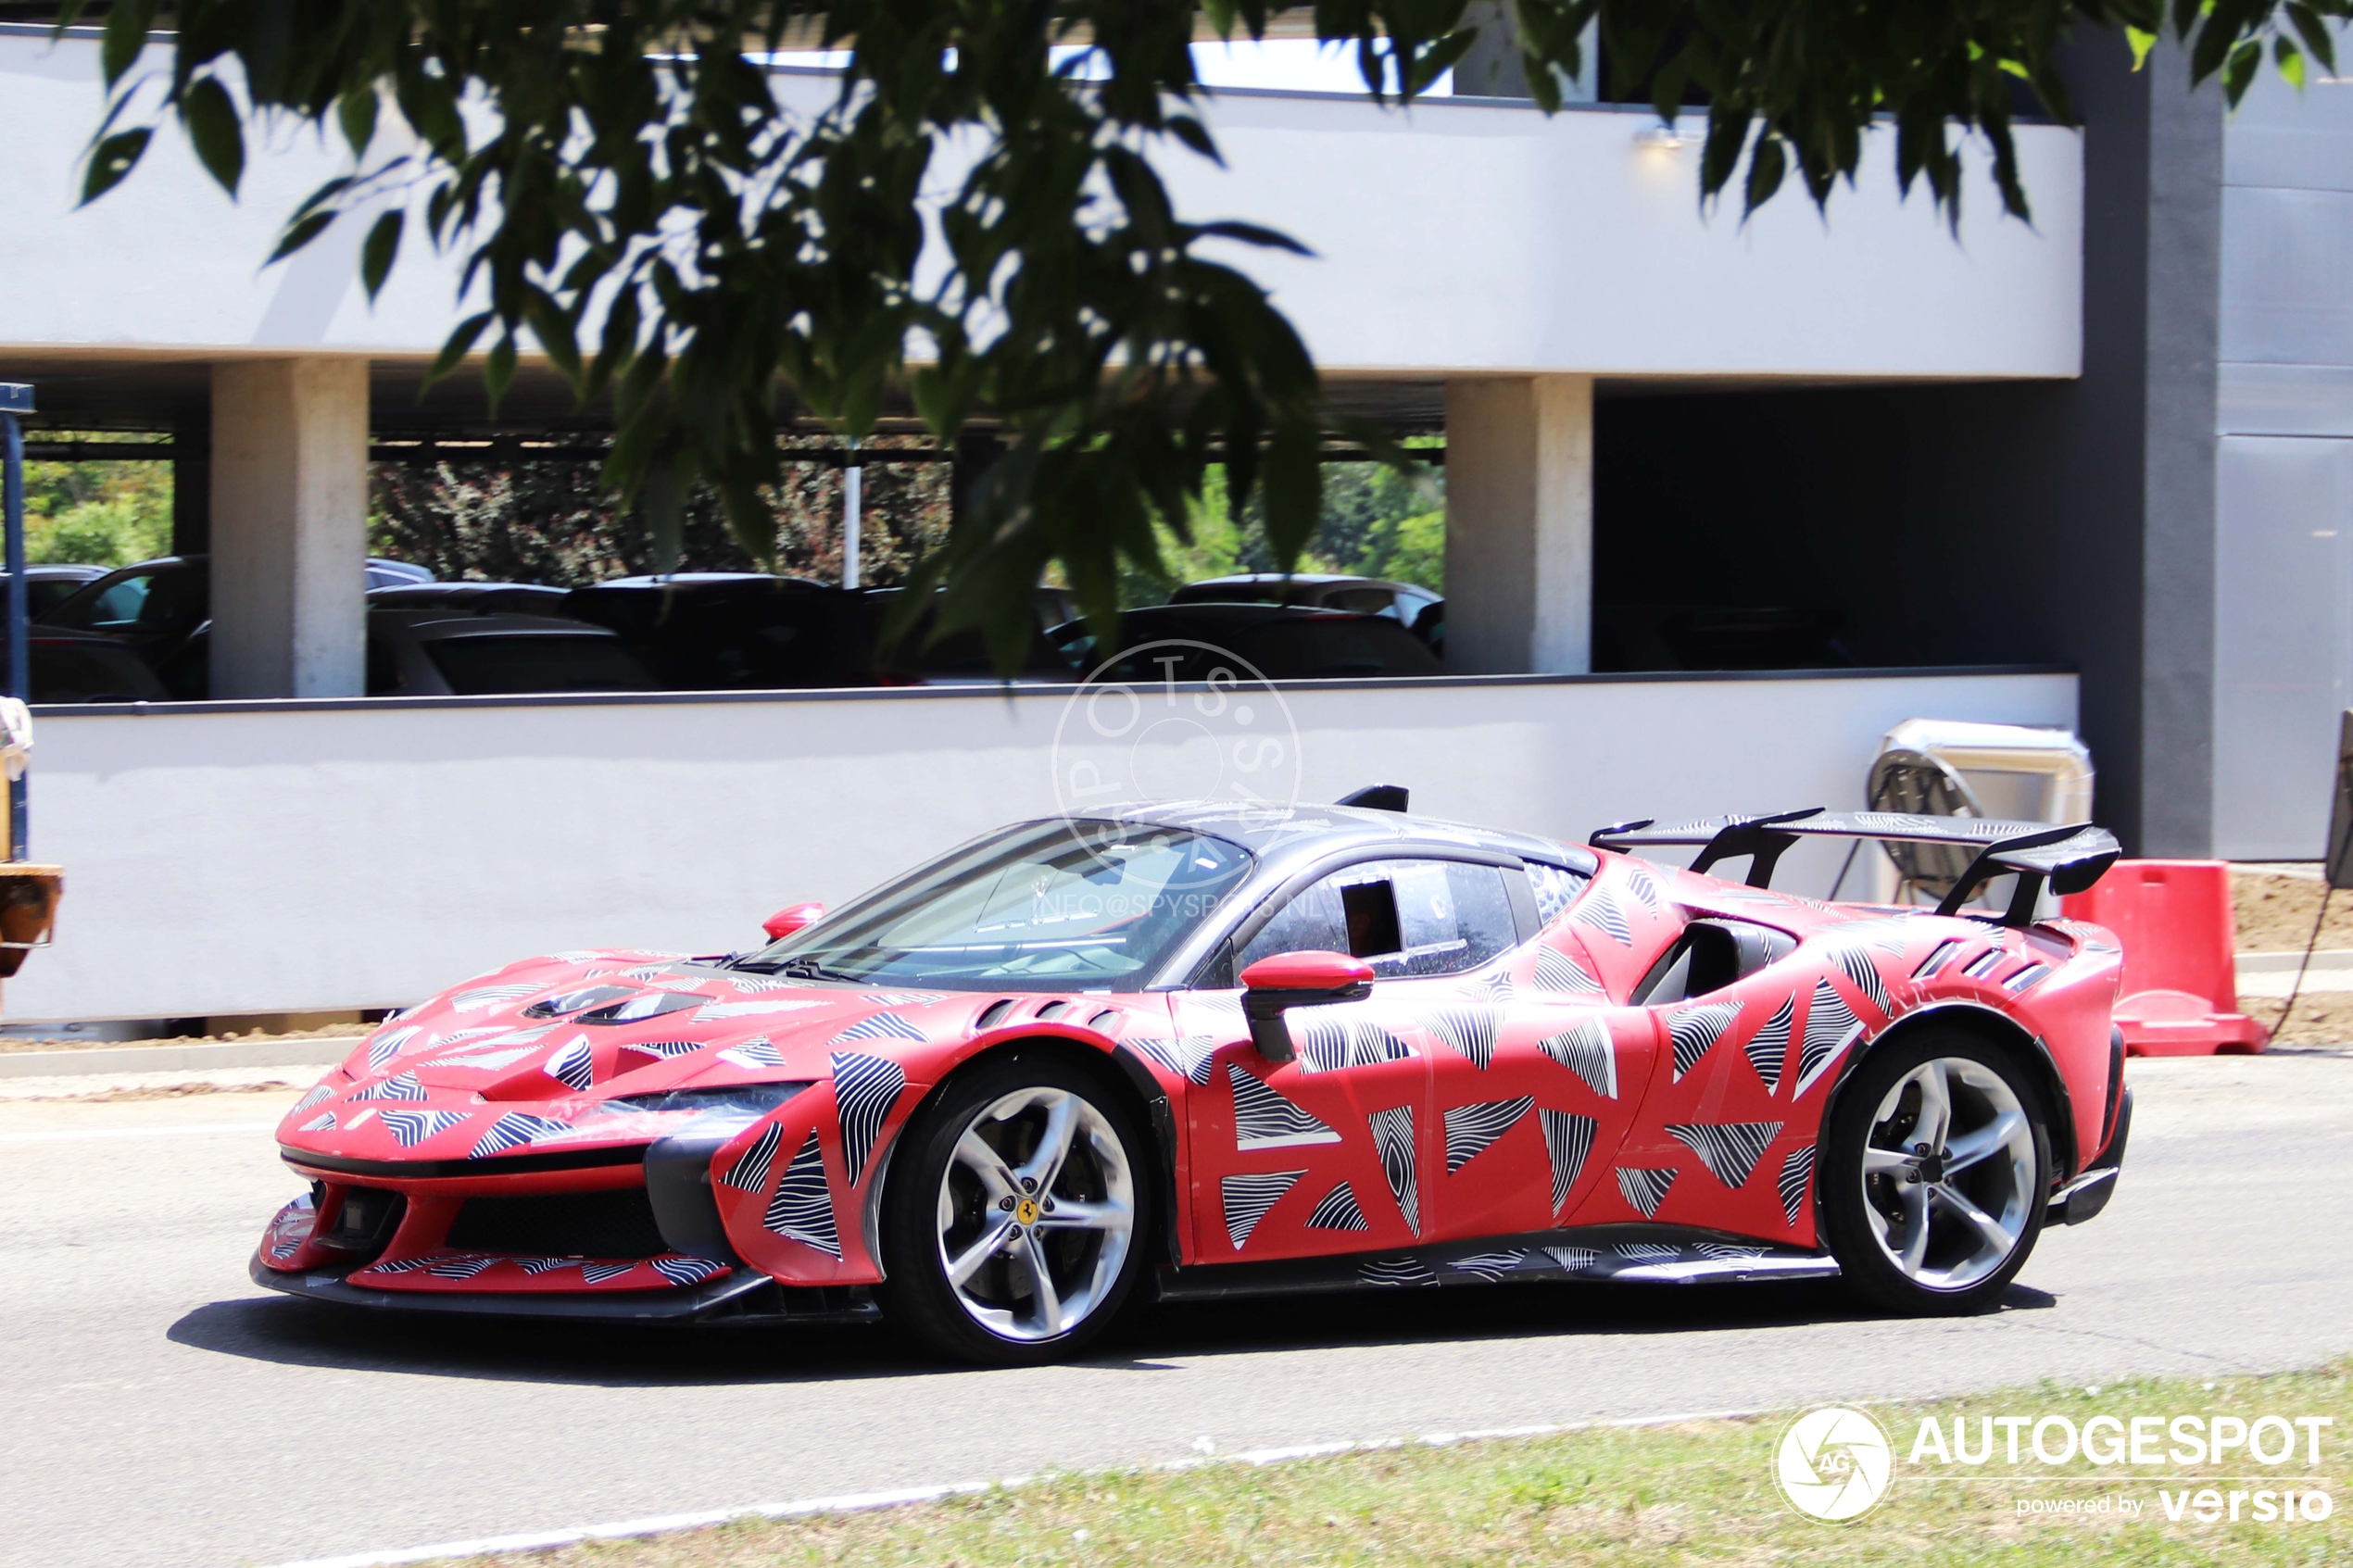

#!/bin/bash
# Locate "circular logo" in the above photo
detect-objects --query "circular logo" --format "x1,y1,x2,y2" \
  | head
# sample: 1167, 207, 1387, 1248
1014, 1198, 1039, 1226
1049, 637, 1303, 880
1774, 1406, 1894, 1523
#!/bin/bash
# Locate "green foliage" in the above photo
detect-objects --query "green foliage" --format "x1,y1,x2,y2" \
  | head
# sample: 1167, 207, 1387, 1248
1111, 458, 1443, 607
21, 460, 173, 568
60, 0, 2335, 664
370, 445, 951, 588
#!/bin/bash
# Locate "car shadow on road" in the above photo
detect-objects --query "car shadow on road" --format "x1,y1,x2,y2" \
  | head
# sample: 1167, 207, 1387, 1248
167, 1278, 2057, 1389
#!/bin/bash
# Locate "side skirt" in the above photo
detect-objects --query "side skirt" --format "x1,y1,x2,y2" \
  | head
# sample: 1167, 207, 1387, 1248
1155, 1225, 1840, 1302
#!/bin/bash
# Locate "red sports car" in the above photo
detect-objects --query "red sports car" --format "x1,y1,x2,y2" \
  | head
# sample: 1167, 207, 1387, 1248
253, 795, 2132, 1364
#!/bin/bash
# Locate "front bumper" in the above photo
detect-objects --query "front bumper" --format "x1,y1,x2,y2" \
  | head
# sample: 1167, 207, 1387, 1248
2049, 1084, 2133, 1226
248, 1252, 876, 1324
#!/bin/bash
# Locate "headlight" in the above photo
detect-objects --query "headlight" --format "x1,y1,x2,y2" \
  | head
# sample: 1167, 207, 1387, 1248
603, 1082, 811, 1117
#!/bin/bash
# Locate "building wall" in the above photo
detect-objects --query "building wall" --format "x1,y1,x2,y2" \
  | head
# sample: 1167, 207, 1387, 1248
6, 669, 2075, 1022
2214, 63, 2353, 858
1589, 33, 2223, 860
0, 29, 2082, 382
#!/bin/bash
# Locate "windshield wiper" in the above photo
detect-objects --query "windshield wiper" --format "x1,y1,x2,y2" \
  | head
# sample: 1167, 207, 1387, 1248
775, 955, 861, 983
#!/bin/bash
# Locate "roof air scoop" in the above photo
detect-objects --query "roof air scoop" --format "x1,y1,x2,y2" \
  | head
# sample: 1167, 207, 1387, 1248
1337, 784, 1409, 812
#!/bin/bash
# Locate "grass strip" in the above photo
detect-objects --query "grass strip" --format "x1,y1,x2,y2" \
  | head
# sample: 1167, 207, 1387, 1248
439, 1360, 2352, 1567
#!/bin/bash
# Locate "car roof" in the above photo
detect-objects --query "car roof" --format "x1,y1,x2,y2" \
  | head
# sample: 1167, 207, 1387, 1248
589, 572, 827, 590
368, 608, 623, 640
1086, 800, 1597, 873
1181, 573, 1428, 594
1120, 601, 1382, 623
370, 580, 561, 596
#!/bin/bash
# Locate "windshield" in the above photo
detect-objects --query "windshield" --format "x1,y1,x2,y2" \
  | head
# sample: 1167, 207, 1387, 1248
740, 820, 1254, 990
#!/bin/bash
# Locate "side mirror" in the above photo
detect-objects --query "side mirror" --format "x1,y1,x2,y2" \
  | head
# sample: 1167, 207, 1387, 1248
761, 902, 825, 942
1239, 950, 1375, 1063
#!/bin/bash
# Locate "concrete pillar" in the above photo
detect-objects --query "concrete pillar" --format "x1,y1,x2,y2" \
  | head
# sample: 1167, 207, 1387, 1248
1442, 375, 1595, 675
208, 358, 369, 698
170, 408, 210, 558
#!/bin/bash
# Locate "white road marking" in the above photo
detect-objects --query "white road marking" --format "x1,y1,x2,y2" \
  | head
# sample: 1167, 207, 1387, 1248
0, 1122, 278, 1144
266, 1409, 1761, 1568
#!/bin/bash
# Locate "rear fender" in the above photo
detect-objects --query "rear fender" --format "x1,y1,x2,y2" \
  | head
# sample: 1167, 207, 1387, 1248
1826, 1000, 2079, 1179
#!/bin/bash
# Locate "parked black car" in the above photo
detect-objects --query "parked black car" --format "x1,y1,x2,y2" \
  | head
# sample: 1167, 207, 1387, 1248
366, 582, 573, 617
1049, 602, 1444, 681
1169, 572, 1441, 633
563, 577, 1078, 689
6, 628, 170, 703
862, 588, 1079, 685
39, 554, 447, 698
1, 565, 110, 619
560, 576, 876, 689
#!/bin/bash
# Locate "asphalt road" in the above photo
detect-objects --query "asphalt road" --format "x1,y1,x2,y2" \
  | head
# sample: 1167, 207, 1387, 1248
6, 1051, 2351, 1568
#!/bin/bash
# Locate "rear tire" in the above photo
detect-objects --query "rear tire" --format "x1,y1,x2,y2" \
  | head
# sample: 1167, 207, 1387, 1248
1818, 1029, 2051, 1316
876, 1050, 1153, 1366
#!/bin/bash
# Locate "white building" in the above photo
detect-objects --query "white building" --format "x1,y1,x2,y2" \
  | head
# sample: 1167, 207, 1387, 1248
0, 23, 2269, 1022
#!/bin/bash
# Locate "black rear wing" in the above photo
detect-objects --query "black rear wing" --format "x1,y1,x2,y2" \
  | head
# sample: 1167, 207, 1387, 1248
1588, 808, 2121, 925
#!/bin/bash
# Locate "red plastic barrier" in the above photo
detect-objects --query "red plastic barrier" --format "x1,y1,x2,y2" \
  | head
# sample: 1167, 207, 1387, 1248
2060, 859, 2268, 1056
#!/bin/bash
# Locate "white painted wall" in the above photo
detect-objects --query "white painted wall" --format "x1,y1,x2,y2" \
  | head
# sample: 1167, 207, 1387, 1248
0, 30, 2082, 380
2214, 58, 2353, 858
6, 670, 2075, 1022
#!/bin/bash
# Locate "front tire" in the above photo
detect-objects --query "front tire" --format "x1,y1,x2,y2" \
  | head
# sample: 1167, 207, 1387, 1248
1818, 1030, 2052, 1315
876, 1050, 1152, 1365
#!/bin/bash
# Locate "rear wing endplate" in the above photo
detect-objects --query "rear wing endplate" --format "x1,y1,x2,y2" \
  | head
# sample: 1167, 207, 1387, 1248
1588, 809, 2120, 926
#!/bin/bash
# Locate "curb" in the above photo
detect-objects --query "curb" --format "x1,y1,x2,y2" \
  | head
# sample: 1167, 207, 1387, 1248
0, 1035, 360, 1080
2237, 949, 2353, 974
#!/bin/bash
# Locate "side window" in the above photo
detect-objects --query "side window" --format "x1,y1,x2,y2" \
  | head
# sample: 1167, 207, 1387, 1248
1238, 859, 1518, 979
1237, 878, 1348, 972
1526, 861, 1592, 925
73, 575, 155, 632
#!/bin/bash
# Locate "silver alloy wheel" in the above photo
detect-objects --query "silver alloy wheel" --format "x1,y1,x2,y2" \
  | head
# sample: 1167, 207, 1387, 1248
933, 1085, 1137, 1343
1858, 1057, 2037, 1291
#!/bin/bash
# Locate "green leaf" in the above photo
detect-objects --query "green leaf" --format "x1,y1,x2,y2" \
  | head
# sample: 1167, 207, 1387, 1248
1743, 134, 1789, 217
2277, 36, 2308, 91
1166, 115, 1223, 166
2226, 37, 2263, 105
2126, 27, 2158, 71
522, 288, 583, 382
2285, 5, 2337, 77
1406, 31, 1480, 98
484, 336, 518, 411
337, 87, 380, 161
1259, 420, 1321, 567
267, 210, 335, 264
428, 312, 494, 383
80, 128, 150, 205
359, 210, 404, 300
637, 461, 686, 574
182, 78, 244, 196
99, 0, 155, 87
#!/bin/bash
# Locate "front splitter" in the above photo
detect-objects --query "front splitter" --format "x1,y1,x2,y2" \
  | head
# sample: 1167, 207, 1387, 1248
249, 1253, 877, 1324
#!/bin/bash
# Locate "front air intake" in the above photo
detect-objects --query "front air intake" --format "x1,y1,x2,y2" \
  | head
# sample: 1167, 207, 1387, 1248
447, 1187, 669, 1260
